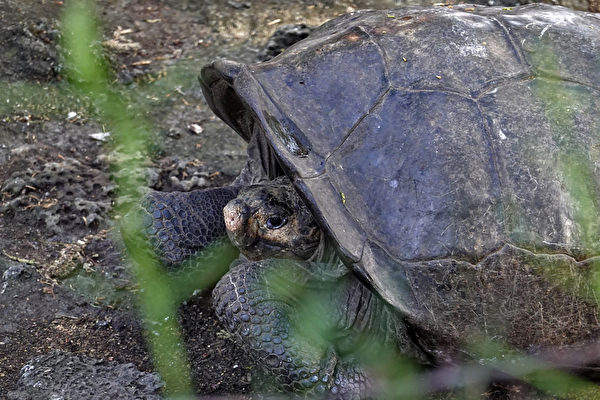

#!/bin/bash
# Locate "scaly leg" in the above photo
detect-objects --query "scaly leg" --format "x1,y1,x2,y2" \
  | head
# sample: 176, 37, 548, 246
213, 258, 373, 399
141, 187, 239, 266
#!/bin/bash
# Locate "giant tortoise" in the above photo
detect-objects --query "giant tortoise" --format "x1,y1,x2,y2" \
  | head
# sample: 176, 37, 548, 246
143, 4, 600, 398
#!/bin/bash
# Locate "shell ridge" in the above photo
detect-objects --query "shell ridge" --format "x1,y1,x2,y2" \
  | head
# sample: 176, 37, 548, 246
390, 86, 473, 99
475, 73, 600, 100
474, 72, 534, 100
324, 86, 392, 166
294, 176, 367, 263
489, 16, 528, 69
533, 74, 600, 93
365, 240, 599, 269
474, 101, 507, 240
239, 70, 315, 170
200, 61, 254, 141
356, 24, 391, 87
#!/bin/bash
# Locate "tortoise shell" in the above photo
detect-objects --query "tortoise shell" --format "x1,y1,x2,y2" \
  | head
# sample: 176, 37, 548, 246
201, 5, 600, 351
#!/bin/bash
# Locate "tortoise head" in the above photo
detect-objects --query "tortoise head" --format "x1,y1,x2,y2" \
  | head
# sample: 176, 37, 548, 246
223, 179, 321, 261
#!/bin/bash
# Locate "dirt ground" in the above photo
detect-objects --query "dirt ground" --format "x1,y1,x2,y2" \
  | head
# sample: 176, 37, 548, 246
0, 0, 399, 398
0, 0, 596, 399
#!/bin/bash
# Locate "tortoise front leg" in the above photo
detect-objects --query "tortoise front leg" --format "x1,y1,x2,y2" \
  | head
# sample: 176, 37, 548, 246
142, 187, 239, 266
212, 258, 372, 398
140, 130, 275, 267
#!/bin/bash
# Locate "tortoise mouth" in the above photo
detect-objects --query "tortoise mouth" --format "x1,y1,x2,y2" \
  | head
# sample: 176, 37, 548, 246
293, 239, 320, 260
238, 238, 319, 262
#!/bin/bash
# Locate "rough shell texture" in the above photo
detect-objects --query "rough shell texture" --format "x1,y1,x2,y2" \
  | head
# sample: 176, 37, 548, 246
201, 5, 600, 352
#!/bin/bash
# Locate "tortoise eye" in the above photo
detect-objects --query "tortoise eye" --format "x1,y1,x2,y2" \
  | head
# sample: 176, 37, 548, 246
266, 215, 287, 230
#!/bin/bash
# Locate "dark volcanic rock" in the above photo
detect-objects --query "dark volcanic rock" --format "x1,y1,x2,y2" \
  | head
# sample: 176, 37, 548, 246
257, 24, 314, 62
6, 350, 163, 400
0, 155, 112, 237
0, 19, 60, 81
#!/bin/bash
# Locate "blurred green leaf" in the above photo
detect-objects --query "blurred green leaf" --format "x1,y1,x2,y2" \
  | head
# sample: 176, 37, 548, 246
61, 1, 196, 396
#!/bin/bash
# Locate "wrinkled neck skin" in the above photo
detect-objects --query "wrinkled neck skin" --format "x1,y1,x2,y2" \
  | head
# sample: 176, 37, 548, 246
326, 265, 428, 364
291, 239, 428, 364
232, 124, 282, 187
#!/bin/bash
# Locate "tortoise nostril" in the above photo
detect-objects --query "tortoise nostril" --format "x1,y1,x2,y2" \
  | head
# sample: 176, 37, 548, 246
224, 202, 247, 233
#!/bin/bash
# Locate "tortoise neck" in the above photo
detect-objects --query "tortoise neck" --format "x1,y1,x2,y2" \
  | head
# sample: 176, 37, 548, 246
337, 276, 400, 346
332, 273, 430, 363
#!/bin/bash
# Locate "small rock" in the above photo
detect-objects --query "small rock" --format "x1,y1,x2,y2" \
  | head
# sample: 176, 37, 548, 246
257, 24, 314, 62
169, 175, 207, 191
227, 0, 251, 9
167, 128, 181, 138
10, 144, 36, 155
1, 177, 26, 195
145, 167, 160, 188
187, 123, 203, 135
89, 132, 111, 141
2, 264, 31, 281
95, 319, 111, 329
